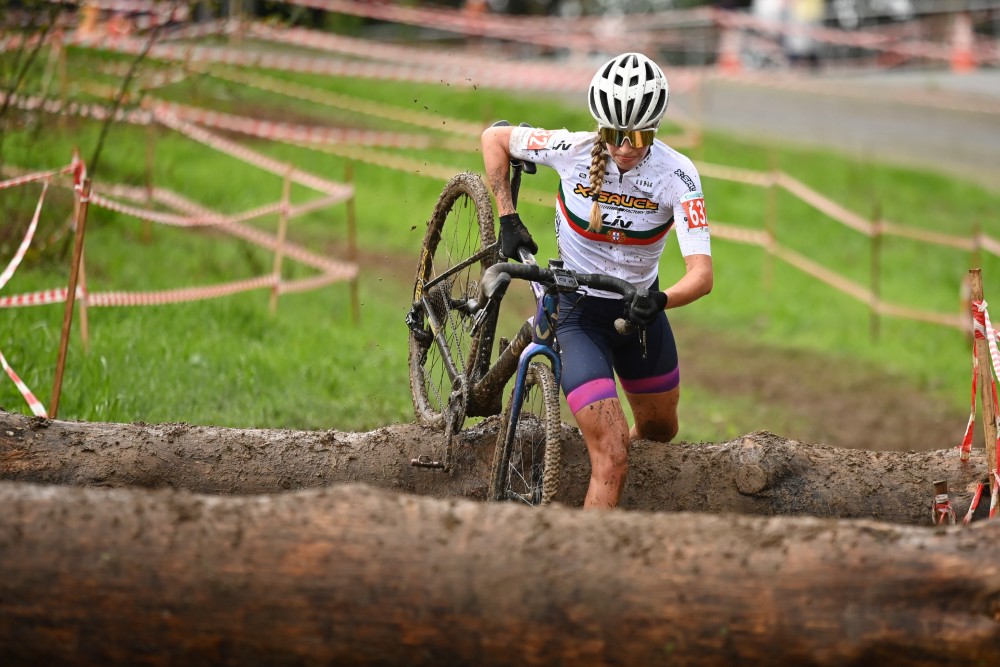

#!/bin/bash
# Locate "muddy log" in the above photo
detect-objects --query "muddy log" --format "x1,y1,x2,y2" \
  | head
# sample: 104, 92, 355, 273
1, 481, 998, 666
0, 410, 988, 524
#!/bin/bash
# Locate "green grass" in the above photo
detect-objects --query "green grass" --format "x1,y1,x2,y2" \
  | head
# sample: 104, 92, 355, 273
1, 45, 999, 442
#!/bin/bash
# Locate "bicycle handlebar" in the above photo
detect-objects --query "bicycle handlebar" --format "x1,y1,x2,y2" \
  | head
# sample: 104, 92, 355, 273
480, 261, 643, 334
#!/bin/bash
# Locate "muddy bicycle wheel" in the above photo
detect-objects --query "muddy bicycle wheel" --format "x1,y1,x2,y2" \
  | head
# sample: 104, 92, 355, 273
408, 172, 500, 428
488, 362, 561, 506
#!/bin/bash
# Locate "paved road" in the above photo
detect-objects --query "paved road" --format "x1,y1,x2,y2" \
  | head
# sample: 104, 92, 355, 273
670, 69, 1000, 191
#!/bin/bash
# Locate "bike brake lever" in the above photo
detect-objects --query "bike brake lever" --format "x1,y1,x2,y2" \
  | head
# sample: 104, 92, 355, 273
613, 318, 648, 359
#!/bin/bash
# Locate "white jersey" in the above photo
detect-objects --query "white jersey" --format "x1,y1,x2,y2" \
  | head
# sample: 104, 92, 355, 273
509, 127, 711, 297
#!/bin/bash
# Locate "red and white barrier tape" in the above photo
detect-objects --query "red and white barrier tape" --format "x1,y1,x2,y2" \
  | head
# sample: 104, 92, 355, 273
98, 182, 357, 279
958, 301, 1000, 459
700, 163, 777, 188
973, 300, 1000, 389
932, 492, 957, 526
149, 100, 479, 151
961, 473, 1000, 523
0, 267, 357, 309
960, 298, 1000, 519
963, 481, 985, 525
203, 66, 484, 137
1, 160, 357, 311
0, 287, 75, 308
958, 347, 980, 461
0, 163, 73, 191
992, 471, 1000, 520
0, 92, 153, 124
89, 191, 282, 227
0, 347, 47, 417
246, 22, 597, 81
144, 186, 357, 277
0, 276, 271, 308
65, 31, 602, 93
278, 272, 351, 295
81, 185, 357, 280
0, 179, 51, 291
776, 172, 873, 236
150, 108, 352, 200
281, 0, 600, 52
73, 176, 355, 278
0, 132, 65, 418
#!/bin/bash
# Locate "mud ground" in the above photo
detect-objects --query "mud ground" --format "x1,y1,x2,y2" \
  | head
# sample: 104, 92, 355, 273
675, 323, 966, 453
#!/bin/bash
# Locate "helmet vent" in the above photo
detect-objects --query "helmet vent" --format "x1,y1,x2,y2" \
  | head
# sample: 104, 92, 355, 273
587, 52, 669, 131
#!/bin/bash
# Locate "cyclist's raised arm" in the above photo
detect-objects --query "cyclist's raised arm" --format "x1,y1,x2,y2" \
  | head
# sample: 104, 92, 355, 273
481, 125, 537, 261
481, 125, 516, 216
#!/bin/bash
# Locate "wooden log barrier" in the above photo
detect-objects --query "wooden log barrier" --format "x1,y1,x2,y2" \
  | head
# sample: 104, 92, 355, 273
0, 481, 998, 666
0, 410, 988, 524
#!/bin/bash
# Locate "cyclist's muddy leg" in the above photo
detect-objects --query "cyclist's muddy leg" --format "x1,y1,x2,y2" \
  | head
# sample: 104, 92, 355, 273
573, 397, 630, 509
624, 386, 680, 443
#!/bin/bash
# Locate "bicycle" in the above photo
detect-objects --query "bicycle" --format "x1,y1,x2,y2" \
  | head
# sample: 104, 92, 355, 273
405, 142, 644, 506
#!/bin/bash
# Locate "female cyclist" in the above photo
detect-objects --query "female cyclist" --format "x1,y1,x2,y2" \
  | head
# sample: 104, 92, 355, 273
480, 52, 713, 509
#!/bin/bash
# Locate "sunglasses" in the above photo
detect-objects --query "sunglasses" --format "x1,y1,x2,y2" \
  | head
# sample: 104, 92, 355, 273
598, 126, 657, 148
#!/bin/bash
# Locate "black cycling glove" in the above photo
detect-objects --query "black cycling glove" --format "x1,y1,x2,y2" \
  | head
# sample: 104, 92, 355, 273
498, 213, 538, 261
626, 290, 668, 326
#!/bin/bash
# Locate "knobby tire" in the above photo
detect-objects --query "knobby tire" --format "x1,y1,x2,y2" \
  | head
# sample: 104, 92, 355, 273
488, 362, 561, 506
408, 172, 499, 428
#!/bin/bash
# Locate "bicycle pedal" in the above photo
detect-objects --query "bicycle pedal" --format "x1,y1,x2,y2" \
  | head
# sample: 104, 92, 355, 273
410, 455, 445, 469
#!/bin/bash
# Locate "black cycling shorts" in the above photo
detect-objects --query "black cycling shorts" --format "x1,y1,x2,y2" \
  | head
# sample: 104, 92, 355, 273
556, 282, 679, 415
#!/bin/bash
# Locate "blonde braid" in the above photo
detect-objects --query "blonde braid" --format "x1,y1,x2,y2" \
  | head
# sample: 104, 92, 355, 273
587, 131, 609, 233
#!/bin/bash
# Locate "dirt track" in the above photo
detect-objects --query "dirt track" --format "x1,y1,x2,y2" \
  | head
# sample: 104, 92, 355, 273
676, 322, 966, 452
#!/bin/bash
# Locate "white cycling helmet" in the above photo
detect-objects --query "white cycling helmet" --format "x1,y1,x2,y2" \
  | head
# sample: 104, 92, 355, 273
587, 52, 669, 131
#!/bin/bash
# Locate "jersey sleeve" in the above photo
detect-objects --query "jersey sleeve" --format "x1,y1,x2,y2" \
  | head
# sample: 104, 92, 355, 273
667, 158, 712, 257
508, 127, 593, 178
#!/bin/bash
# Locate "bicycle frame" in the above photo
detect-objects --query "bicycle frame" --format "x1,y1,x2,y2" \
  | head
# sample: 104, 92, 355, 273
415, 250, 564, 422
502, 257, 563, 435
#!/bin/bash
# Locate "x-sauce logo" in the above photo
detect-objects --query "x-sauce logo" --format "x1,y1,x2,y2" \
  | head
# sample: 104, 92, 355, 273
527, 130, 555, 150
680, 192, 708, 230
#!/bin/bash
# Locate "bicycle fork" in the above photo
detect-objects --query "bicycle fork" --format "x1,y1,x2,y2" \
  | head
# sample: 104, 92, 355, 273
507, 343, 561, 428
508, 286, 563, 424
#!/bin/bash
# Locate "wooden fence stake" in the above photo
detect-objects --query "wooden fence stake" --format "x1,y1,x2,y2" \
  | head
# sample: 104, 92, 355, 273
269, 166, 292, 315
969, 268, 999, 494
346, 162, 361, 325
77, 248, 90, 352
870, 203, 882, 342
69, 172, 90, 352
50, 178, 92, 419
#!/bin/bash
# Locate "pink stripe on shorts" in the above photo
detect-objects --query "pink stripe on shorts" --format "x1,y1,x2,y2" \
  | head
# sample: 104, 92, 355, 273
620, 367, 680, 395
565, 378, 618, 414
